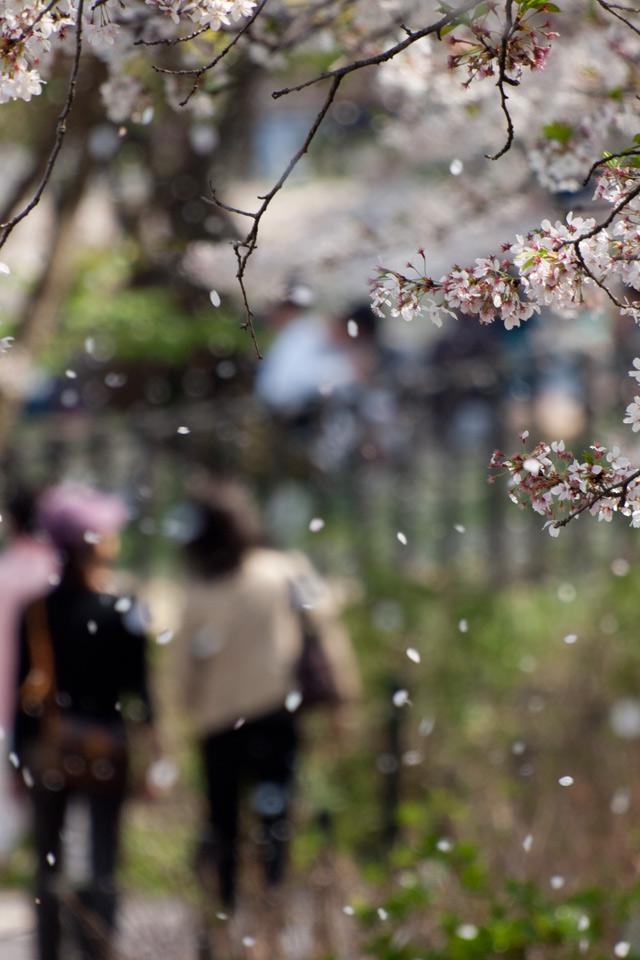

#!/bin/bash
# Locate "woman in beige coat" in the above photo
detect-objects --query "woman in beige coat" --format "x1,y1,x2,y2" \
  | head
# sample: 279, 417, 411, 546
174, 480, 359, 909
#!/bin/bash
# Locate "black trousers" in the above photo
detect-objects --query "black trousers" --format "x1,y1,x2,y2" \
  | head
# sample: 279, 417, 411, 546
31, 783, 124, 960
200, 709, 298, 906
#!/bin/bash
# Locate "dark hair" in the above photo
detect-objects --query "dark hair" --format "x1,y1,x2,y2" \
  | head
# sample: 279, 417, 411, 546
339, 302, 379, 340
183, 479, 264, 578
5, 490, 39, 535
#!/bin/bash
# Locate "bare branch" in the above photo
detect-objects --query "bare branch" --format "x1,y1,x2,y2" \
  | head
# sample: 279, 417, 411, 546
271, 0, 480, 100
595, 0, 640, 35
151, 0, 270, 107
135, 24, 211, 47
0, 0, 85, 252
208, 73, 344, 356
485, 0, 517, 160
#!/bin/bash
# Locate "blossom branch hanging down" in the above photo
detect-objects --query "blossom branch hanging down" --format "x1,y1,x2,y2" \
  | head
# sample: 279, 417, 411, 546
0, 0, 85, 251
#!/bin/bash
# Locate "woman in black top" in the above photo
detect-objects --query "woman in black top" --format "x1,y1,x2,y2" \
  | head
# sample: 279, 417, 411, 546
14, 483, 156, 960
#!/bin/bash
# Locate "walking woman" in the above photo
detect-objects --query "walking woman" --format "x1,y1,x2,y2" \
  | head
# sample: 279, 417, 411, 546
174, 478, 360, 912
14, 483, 158, 960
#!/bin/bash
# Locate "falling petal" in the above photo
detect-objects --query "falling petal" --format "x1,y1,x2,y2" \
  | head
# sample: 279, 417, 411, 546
559, 775, 574, 786
458, 619, 468, 633
46, 852, 56, 866
177, 426, 190, 435
612, 558, 631, 577
563, 634, 578, 644
285, 691, 302, 713
610, 787, 631, 814
557, 582, 576, 602
397, 531, 407, 545
523, 834, 533, 852
210, 290, 221, 307
393, 689, 410, 707
456, 924, 478, 940
406, 647, 420, 663
550, 875, 565, 889
615, 943, 631, 958
454, 524, 466, 533
347, 320, 359, 338
342, 905, 354, 916
449, 158, 464, 176
419, 716, 435, 736
309, 518, 325, 532
157, 629, 173, 645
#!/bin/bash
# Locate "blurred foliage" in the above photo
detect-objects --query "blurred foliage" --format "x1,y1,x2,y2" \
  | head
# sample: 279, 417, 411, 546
23, 246, 251, 372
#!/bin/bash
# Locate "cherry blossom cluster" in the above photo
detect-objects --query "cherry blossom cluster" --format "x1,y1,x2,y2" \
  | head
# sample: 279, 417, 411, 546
371, 159, 640, 331
370, 252, 539, 330
489, 435, 640, 534
446, 1, 559, 86
146, 0, 256, 30
0, 0, 257, 112
0, 0, 74, 104
509, 211, 607, 310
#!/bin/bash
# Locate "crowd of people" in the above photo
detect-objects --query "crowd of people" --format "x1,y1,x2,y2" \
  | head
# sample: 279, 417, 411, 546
0, 476, 360, 960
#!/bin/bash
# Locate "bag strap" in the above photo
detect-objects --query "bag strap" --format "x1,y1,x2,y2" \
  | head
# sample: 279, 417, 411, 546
20, 598, 58, 717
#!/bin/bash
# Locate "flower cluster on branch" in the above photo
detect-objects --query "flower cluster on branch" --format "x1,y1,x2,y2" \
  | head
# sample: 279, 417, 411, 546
490, 435, 640, 534
370, 160, 640, 330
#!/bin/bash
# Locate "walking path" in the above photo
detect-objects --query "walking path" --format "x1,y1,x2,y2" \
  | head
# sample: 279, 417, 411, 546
0, 890, 203, 960
0, 882, 354, 960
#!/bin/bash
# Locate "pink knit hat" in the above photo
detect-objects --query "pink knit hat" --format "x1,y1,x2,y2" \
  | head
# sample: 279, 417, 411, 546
37, 483, 128, 548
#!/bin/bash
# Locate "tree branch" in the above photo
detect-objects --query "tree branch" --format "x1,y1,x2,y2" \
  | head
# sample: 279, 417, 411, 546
486, 0, 516, 161
595, 0, 640, 35
0, 0, 85, 252
554, 469, 640, 527
206, 73, 344, 356
271, 0, 480, 100
151, 0, 270, 107
582, 147, 640, 187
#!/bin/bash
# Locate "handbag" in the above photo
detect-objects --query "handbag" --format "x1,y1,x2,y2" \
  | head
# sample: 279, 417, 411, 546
20, 599, 128, 795
294, 603, 340, 709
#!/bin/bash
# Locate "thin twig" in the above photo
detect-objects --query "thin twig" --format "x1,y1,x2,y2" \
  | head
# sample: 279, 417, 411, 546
595, 0, 640, 34
271, 0, 480, 100
152, 0, 270, 107
209, 73, 344, 357
582, 147, 640, 186
0, 0, 85, 252
486, 0, 516, 161
135, 24, 211, 47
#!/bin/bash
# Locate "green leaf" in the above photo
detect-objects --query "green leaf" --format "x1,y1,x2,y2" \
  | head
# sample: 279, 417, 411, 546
520, 0, 561, 10
542, 122, 574, 144
582, 451, 595, 466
